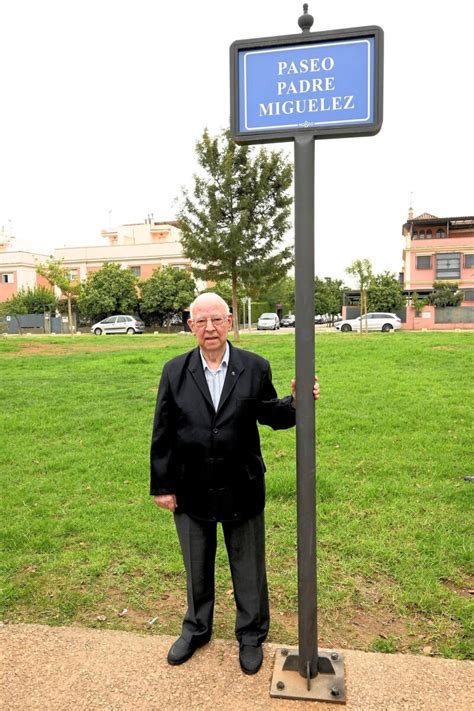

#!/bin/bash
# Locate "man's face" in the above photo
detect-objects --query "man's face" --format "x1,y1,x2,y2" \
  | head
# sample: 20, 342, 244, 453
188, 298, 232, 355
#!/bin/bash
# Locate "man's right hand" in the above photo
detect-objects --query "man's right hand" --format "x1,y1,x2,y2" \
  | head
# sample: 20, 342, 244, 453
153, 494, 177, 512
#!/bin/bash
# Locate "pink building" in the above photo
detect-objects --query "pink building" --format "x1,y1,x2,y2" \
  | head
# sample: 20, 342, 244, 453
54, 219, 192, 283
0, 218, 205, 304
0, 230, 50, 302
401, 211, 474, 330
402, 211, 474, 303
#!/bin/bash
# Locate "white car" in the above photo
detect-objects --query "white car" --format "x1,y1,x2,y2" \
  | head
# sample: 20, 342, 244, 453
257, 313, 280, 330
91, 315, 145, 335
335, 312, 401, 332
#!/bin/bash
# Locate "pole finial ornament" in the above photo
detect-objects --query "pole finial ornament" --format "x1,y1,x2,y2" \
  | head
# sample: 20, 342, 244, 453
298, 4, 314, 33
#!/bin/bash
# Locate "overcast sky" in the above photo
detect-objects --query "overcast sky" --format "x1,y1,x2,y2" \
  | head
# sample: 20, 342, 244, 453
1, 1, 472, 284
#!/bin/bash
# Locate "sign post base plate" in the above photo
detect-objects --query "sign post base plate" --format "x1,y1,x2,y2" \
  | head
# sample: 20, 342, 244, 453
270, 647, 346, 703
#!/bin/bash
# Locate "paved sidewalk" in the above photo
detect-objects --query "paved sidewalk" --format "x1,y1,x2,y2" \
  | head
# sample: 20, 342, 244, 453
2, 624, 472, 710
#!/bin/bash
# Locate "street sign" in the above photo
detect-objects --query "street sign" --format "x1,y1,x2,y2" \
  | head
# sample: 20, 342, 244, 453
230, 7, 383, 702
230, 25, 383, 144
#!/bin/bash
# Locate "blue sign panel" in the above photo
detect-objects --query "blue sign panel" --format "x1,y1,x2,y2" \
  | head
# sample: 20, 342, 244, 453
240, 39, 374, 132
230, 26, 383, 144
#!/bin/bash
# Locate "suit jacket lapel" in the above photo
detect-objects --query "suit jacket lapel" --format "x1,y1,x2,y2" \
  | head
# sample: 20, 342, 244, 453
188, 348, 215, 413
216, 342, 245, 416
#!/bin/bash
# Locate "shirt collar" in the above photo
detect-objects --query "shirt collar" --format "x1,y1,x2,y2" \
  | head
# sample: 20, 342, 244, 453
200, 342, 229, 372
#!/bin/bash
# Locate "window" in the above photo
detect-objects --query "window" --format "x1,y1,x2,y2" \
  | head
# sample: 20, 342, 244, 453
463, 289, 474, 301
464, 254, 474, 268
436, 253, 460, 279
416, 256, 432, 270
1, 273, 14, 284
129, 266, 141, 277
68, 270, 78, 282
426, 230, 432, 239
419, 230, 425, 239
436, 229, 445, 239
116, 316, 127, 323
102, 316, 116, 324
412, 231, 418, 239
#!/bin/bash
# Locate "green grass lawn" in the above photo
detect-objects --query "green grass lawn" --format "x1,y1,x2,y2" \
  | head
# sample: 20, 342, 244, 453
1, 331, 472, 659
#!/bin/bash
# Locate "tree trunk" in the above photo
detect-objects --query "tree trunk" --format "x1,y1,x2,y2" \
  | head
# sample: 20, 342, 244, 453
13, 314, 22, 336
67, 296, 74, 335
231, 272, 240, 342
363, 291, 368, 334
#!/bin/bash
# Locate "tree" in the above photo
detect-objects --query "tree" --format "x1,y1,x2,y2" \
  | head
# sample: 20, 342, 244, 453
36, 258, 80, 334
0, 293, 28, 335
345, 258, 373, 333
76, 263, 139, 322
140, 266, 196, 328
263, 275, 295, 313
1, 285, 59, 314
427, 281, 463, 308
201, 280, 235, 306
367, 272, 405, 313
411, 292, 429, 315
314, 277, 344, 321
178, 128, 293, 340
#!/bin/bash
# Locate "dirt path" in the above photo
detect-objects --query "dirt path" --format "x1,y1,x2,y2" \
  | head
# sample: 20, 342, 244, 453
2, 624, 472, 710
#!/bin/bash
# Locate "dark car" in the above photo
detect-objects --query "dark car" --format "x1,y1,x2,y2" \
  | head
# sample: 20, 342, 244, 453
280, 314, 295, 327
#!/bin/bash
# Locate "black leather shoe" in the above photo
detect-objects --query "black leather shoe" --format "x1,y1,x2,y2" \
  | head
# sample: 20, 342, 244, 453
239, 644, 263, 675
167, 637, 206, 666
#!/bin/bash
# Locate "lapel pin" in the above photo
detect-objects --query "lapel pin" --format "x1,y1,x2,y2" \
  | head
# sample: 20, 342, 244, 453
231, 371, 235, 376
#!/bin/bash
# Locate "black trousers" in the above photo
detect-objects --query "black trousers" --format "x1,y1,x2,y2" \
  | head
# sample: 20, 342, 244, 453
173, 511, 269, 647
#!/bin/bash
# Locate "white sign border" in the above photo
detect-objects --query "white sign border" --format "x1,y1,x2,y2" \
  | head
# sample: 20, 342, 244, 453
242, 39, 372, 132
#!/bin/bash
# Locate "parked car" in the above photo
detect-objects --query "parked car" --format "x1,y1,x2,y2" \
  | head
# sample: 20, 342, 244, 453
335, 312, 401, 332
280, 314, 295, 327
91, 315, 145, 335
257, 313, 280, 330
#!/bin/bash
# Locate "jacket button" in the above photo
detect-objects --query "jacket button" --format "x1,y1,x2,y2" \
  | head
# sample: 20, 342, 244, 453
212, 428, 219, 434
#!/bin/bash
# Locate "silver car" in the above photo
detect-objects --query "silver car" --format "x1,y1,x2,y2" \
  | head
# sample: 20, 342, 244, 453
335, 312, 401, 332
91, 315, 145, 335
257, 313, 280, 330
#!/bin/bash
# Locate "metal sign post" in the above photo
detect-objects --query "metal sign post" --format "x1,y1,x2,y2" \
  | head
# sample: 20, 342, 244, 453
230, 5, 383, 702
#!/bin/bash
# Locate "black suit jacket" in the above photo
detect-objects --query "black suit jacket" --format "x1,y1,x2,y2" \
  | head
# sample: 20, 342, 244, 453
150, 341, 296, 521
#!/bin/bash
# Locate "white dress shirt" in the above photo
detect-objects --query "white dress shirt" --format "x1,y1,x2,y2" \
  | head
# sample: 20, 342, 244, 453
200, 343, 230, 411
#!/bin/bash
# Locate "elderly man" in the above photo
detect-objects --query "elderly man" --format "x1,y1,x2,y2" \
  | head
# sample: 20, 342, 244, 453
150, 292, 319, 674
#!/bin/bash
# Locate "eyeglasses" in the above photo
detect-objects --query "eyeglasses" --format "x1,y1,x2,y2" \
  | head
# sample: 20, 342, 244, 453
193, 315, 227, 329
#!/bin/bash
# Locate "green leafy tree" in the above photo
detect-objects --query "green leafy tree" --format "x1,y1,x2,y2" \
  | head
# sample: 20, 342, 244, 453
1, 285, 59, 314
36, 258, 80, 334
314, 277, 344, 321
367, 272, 405, 313
411, 292, 430, 315
140, 266, 196, 328
178, 128, 293, 340
262, 275, 295, 313
427, 281, 463, 308
346, 258, 373, 333
201, 280, 235, 306
77, 263, 139, 322
0, 294, 28, 335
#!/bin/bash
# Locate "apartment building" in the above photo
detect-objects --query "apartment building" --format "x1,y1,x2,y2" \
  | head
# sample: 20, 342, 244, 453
401, 211, 474, 303
0, 230, 50, 302
54, 219, 191, 283
0, 219, 195, 303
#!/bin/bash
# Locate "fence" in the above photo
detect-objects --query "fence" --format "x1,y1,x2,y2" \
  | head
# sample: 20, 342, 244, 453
435, 306, 474, 323
2, 313, 75, 334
